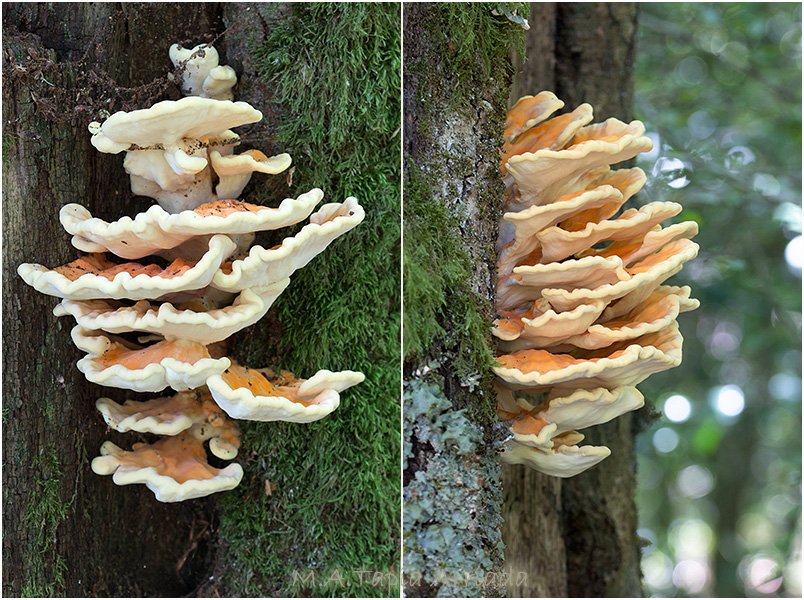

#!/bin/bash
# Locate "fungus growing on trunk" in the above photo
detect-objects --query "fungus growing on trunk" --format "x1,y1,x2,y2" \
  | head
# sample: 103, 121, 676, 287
206, 365, 365, 423
88, 93, 291, 213
54, 279, 291, 344
18, 235, 237, 300
59, 189, 322, 258
91, 433, 244, 503
169, 43, 237, 101
495, 93, 698, 476
18, 43, 365, 501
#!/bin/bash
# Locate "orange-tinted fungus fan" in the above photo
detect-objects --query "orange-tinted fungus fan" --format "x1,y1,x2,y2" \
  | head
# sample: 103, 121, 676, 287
96, 339, 211, 370
510, 414, 551, 437
116, 433, 226, 483
504, 92, 564, 142
498, 349, 579, 375
502, 104, 593, 163
242, 149, 269, 161
220, 364, 310, 406
193, 199, 270, 218
54, 254, 197, 282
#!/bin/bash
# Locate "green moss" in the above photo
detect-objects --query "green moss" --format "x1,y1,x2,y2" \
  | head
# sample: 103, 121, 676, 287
3, 132, 17, 168
438, 3, 527, 75
403, 166, 496, 383
21, 446, 75, 597
213, 4, 401, 597
412, 2, 528, 107
403, 3, 526, 419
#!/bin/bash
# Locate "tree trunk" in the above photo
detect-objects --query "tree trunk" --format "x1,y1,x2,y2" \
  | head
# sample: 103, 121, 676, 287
1, 3, 290, 596
401, 4, 523, 597
502, 3, 645, 597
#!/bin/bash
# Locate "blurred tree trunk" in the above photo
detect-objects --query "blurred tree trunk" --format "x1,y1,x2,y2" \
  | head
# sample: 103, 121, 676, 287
2, 3, 282, 596
502, 3, 645, 597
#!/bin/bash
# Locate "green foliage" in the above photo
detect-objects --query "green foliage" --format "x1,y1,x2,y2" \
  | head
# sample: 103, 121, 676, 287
214, 4, 401, 597
634, 3, 801, 597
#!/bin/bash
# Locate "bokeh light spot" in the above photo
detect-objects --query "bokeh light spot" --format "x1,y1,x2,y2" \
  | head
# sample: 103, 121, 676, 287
768, 372, 802, 401
672, 559, 709, 594
784, 235, 802, 275
653, 427, 680, 453
740, 555, 783, 595
644, 550, 674, 589
664, 395, 692, 422
687, 110, 717, 140
653, 156, 690, 188
677, 465, 715, 499
753, 172, 781, 198
725, 146, 756, 172
675, 55, 708, 85
773, 202, 802, 233
715, 384, 745, 417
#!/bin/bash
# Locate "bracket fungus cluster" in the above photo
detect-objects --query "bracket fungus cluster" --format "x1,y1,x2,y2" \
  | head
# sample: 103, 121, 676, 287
495, 91, 699, 477
18, 43, 365, 502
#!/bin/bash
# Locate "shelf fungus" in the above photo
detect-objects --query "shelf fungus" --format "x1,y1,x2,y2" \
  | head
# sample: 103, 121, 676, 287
88, 91, 292, 213
207, 364, 365, 423
54, 279, 291, 345
18, 235, 237, 301
495, 92, 699, 477
169, 43, 237, 101
18, 43, 364, 502
60, 190, 323, 259
91, 433, 244, 503
69, 326, 231, 393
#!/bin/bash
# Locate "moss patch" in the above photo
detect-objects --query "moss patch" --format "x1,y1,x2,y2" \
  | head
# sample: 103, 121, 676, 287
212, 4, 401, 598
403, 166, 496, 378
403, 3, 527, 417
21, 446, 75, 597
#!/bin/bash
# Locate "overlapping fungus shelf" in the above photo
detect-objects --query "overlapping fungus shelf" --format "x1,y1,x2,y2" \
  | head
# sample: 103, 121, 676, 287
220, 364, 311, 406
509, 414, 551, 437
113, 434, 228, 483
54, 254, 196, 281
95, 339, 212, 369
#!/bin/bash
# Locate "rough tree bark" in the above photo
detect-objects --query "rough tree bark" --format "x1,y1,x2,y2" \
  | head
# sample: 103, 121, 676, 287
2, 3, 288, 596
501, 3, 645, 598
401, 4, 522, 597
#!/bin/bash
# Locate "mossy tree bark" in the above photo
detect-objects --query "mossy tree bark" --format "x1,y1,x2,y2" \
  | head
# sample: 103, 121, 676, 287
1, 3, 298, 596
402, 4, 525, 597
502, 3, 645, 597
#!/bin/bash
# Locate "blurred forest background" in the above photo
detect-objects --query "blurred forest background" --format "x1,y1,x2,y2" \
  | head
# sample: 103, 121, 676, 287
633, 3, 802, 597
